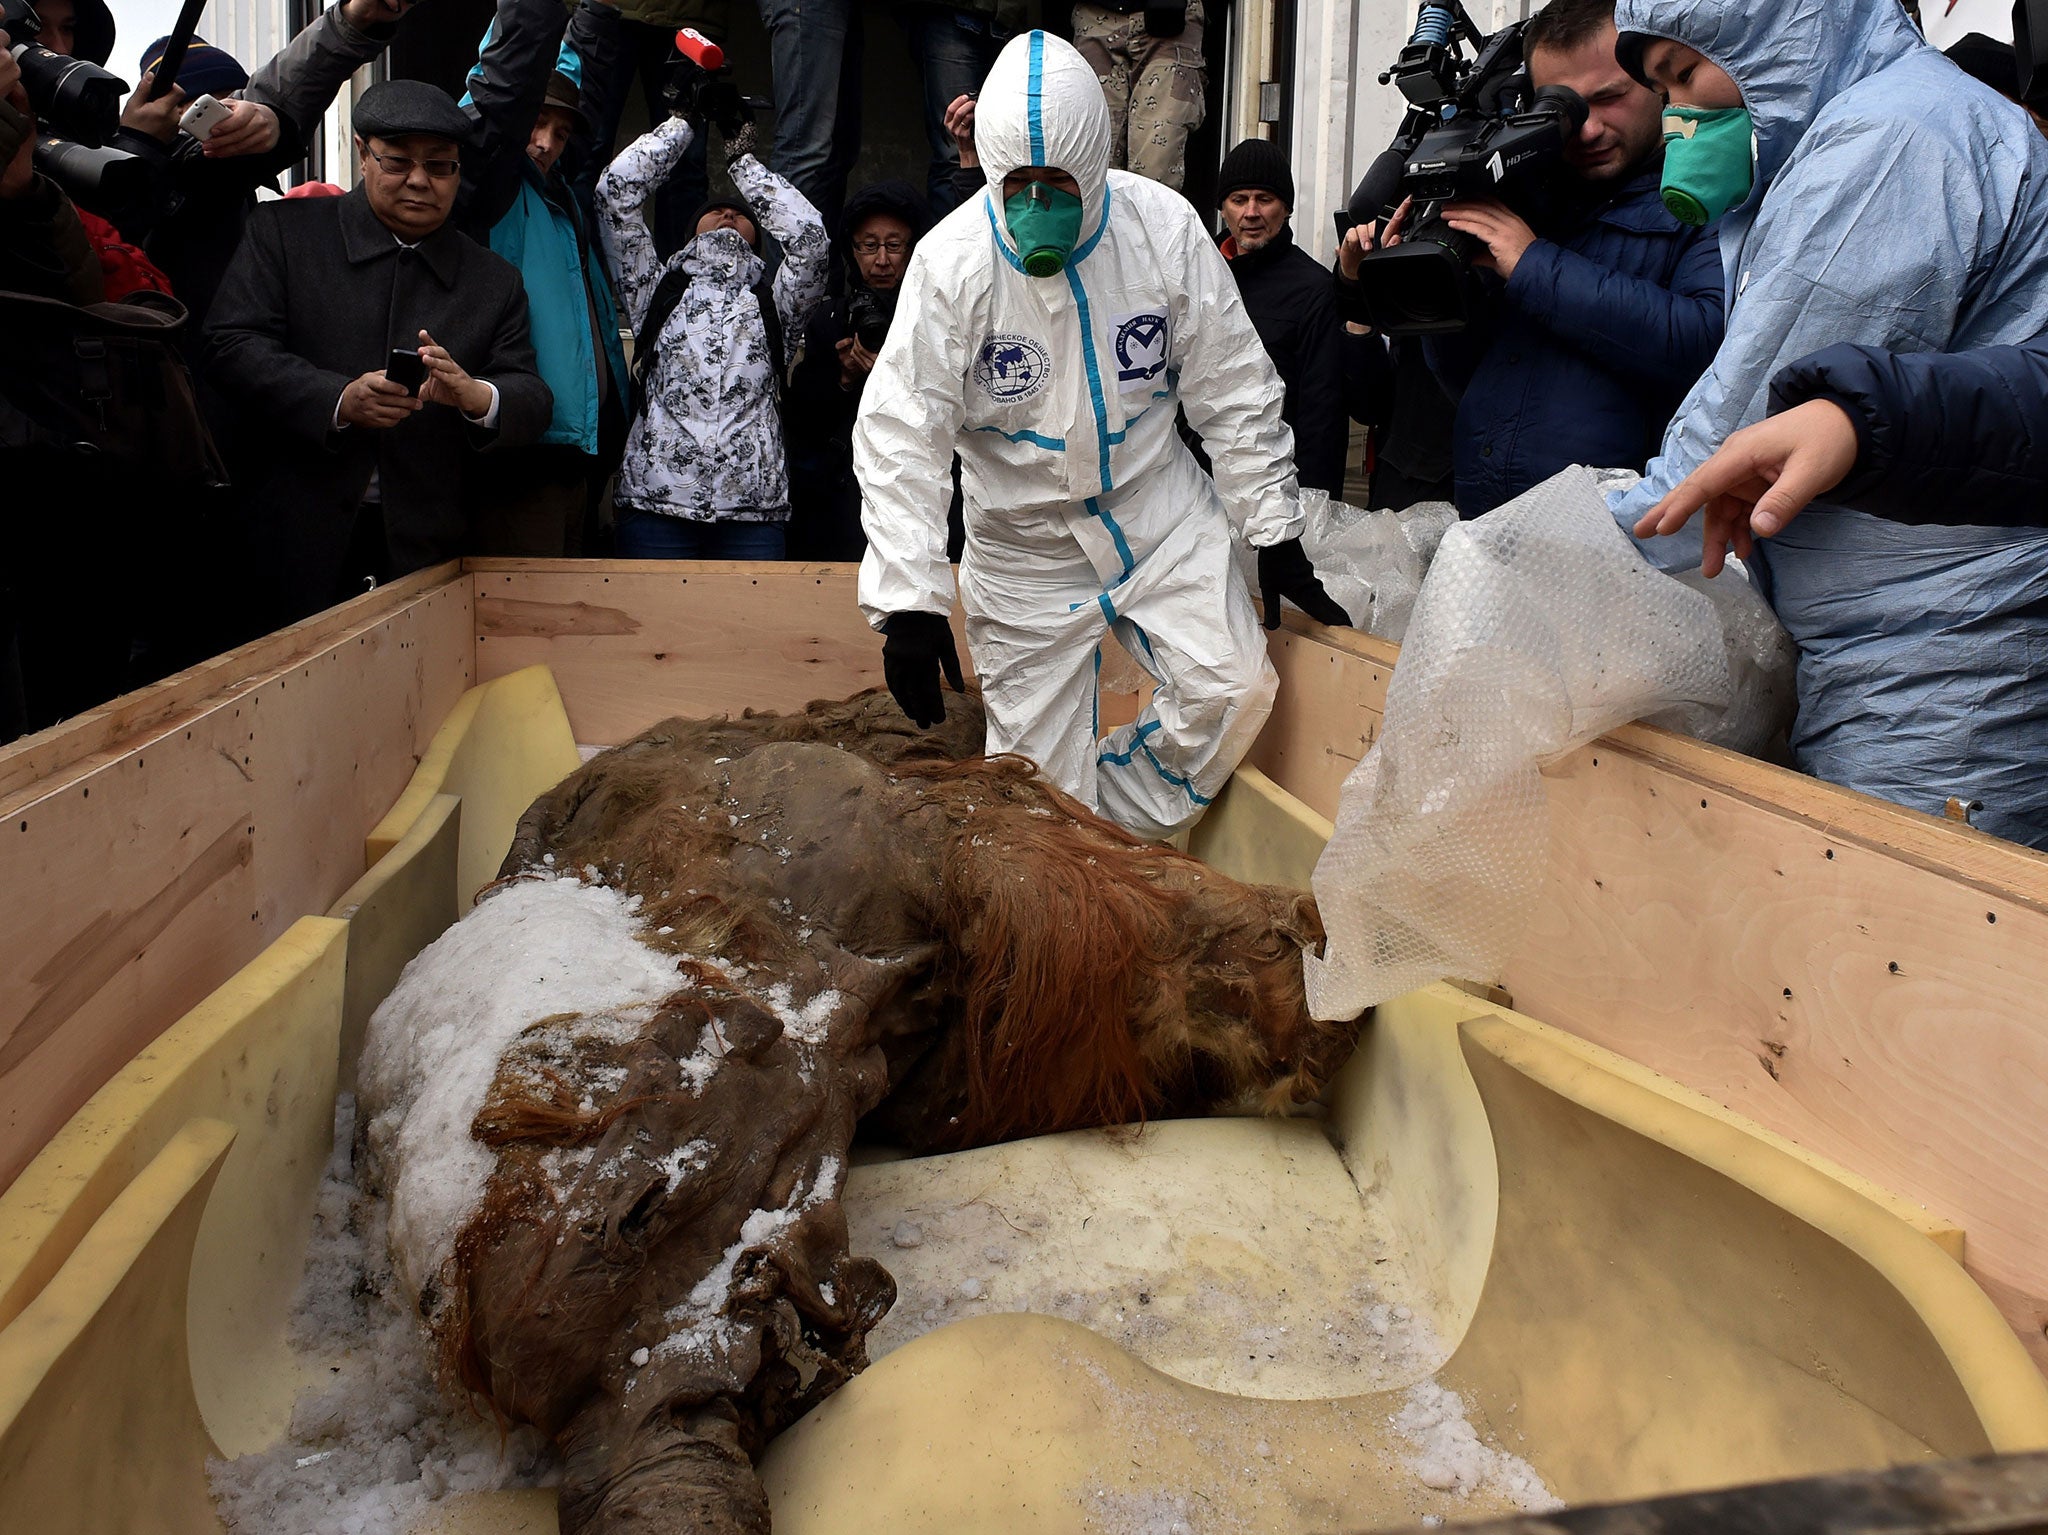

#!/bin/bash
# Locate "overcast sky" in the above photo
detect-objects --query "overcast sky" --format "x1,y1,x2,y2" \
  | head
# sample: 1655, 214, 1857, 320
111, 0, 219, 79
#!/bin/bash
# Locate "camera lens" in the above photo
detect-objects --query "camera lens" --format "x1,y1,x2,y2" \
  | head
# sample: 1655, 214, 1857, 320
14, 43, 126, 144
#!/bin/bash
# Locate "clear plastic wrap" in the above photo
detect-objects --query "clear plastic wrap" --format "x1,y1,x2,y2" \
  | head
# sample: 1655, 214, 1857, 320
1304, 466, 1785, 1021
1245, 490, 1458, 641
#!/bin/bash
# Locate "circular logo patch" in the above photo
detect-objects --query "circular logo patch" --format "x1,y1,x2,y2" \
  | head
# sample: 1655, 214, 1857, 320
974, 334, 1052, 403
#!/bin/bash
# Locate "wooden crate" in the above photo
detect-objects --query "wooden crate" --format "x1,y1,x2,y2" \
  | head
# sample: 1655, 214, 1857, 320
2, 561, 2043, 1375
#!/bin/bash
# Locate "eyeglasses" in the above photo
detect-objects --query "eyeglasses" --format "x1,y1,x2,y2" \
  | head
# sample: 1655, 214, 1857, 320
851, 238, 910, 256
365, 147, 461, 180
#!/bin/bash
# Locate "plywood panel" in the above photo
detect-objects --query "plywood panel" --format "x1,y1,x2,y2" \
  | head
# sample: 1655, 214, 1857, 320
1247, 623, 1390, 815
0, 575, 475, 1193
469, 561, 973, 745
1253, 615, 2048, 1375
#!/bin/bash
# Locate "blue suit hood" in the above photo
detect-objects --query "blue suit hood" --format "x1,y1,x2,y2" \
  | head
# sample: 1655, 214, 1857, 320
1613, 0, 1928, 197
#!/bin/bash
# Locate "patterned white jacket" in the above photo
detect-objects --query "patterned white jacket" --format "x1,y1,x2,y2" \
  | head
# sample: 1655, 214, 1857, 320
596, 118, 828, 522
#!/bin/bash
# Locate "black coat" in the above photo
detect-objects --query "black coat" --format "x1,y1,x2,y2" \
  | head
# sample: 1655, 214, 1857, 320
1772, 339, 2048, 528
1221, 226, 1349, 497
204, 186, 551, 619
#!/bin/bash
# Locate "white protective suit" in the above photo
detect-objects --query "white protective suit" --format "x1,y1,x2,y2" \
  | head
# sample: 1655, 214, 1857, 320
853, 30, 1303, 841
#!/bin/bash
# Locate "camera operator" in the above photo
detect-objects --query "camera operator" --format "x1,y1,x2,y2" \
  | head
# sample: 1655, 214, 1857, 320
1340, 0, 1723, 519
787, 179, 930, 560
4, 0, 176, 298
0, 25, 97, 303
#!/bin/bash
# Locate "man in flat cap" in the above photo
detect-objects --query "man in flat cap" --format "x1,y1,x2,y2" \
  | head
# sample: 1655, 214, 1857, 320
205, 78, 552, 626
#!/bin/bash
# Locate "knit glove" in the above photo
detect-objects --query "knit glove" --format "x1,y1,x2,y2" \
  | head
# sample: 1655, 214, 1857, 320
882, 611, 966, 728
722, 117, 759, 163
1257, 537, 1352, 630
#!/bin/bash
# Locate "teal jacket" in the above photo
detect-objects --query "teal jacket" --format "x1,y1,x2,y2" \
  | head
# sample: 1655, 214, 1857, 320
488, 172, 628, 454
460, 12, 630, 455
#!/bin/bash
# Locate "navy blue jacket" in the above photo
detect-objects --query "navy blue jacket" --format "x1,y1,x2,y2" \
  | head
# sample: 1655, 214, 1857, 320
1427, 167, 1725, 517
1772, 340, 2048, 528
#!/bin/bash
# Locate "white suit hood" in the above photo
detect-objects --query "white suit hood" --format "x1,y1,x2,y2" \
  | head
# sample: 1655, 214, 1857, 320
976, 31, 1113, 248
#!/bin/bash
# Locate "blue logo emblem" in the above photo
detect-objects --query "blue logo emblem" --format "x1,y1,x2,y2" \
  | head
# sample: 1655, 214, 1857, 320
974, 334, 1052, 403
1114, 311, 1168, 384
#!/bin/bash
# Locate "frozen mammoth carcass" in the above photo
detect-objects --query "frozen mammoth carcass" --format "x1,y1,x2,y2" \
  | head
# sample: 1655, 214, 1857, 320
357, 689, 1361, 1535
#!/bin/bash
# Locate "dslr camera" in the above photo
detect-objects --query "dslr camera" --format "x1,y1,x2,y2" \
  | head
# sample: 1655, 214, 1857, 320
846, 285, 895, 352
2, 0, 148, 204
1344, 1, 1586, 334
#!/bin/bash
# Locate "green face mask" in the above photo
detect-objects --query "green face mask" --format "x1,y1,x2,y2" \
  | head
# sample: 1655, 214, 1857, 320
1660, 105, 1755, 227
1005, 179, 1084, 278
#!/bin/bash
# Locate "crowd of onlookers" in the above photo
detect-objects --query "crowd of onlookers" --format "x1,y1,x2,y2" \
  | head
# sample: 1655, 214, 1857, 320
5, 0, 2048, 850
0, 0, 1226, 739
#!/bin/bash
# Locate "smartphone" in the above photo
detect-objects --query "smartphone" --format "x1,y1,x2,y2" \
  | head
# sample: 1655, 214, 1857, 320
385, 348, 428, 396
179, 94, 233, 143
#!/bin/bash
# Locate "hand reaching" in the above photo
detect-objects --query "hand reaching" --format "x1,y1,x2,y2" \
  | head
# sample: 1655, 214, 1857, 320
1632, 399, 1861, 577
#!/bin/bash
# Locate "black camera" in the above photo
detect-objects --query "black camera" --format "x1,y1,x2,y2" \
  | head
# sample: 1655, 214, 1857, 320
1345, 1, 1586, 334
846, 285, 896, 352
660, 27, 769, 134
2, 0, 128, 144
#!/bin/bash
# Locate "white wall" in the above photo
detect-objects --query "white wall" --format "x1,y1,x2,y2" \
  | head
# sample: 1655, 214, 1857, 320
1287, 0, 1537, 266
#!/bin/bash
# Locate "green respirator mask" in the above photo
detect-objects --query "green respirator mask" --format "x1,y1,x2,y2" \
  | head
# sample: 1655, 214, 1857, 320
1660, 105, 1756, 227
1005, 179, 1084, 278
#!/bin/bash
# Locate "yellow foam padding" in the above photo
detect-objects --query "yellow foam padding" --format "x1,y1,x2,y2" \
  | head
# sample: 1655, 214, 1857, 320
1322, 983, 1501, 1352
764, 1311, 1532, 1533
757, 994, 2048, 1531
844, 1116, 1396, 1399
329, 792, 462, 1090
0, 916, 346, 1456
1188, 764, 1333, 891
1448, 1010, 2048, 1503
0, 1118, 235, 1535
364, 663, 581, 904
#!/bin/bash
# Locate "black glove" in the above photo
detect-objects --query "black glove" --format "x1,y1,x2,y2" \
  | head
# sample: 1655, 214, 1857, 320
1143, 0, 1187, 36
882, 611, 966, 728
1257, 537, 1352, 631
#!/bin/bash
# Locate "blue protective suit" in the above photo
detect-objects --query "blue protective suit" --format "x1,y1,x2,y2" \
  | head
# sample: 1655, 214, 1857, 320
1610, 0, 2048, 846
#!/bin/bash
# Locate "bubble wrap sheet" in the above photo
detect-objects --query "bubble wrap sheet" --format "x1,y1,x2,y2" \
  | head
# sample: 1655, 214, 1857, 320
1304, 467, 1782, 1021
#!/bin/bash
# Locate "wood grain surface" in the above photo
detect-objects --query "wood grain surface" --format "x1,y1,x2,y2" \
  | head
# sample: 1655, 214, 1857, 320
0, 573, 474, 1191
1261, 612, 2048, 1375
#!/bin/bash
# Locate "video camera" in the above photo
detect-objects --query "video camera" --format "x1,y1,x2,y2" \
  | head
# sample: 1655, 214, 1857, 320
661, 28, 769, 132
1342, 1, 1586, 334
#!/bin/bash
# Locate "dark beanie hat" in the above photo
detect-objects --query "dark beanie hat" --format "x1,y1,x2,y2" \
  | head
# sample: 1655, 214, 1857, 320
352, 79, 476, 146
1217, 137, 1294, 210
687, 193, 762, 248
140, 36, 250, 97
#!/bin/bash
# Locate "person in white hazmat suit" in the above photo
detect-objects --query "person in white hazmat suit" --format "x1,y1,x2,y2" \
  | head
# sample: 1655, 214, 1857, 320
852, 29, 1350, 842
